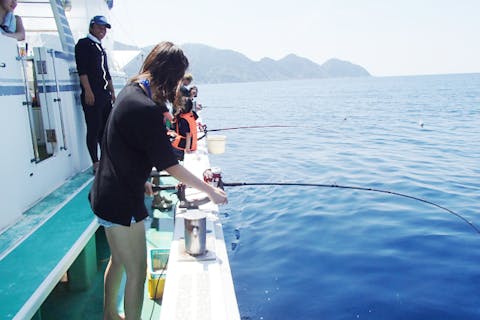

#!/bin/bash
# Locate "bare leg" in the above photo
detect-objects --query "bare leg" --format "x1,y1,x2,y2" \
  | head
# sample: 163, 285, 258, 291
103, 255, 124, 320
105, 221, 147, 320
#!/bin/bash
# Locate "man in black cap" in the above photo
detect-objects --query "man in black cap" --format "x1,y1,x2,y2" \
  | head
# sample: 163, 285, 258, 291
75, 15, 115, 173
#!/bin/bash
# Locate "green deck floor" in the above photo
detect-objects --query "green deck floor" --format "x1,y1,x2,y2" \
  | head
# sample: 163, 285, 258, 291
40, 228, 110, 320
0, 183, 97, 319
37, 178, 178, 320
0, 170, 94, 255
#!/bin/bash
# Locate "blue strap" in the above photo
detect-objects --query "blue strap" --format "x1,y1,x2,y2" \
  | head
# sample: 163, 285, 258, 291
1, 12, 16, 33
140, 79, 152, 98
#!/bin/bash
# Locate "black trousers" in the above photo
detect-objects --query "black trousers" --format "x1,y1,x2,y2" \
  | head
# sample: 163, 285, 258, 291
82, 94, 112, 163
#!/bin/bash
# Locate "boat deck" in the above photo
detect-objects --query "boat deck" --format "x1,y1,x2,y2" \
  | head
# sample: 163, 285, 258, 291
0, 123, 239, 320
0, 170, 97, 319
160, 137, 240, 320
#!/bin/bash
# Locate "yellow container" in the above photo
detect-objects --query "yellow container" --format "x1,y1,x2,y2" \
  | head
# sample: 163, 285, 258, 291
147, 248, 169, 299
148, 272, 167, 299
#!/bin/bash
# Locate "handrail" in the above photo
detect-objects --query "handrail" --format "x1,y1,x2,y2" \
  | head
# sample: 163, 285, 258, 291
24, 29, 58, 33
49, 49, 68, 151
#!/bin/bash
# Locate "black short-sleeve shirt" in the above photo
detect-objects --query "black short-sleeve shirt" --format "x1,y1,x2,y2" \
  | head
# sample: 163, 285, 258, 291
89, 83, 178, 226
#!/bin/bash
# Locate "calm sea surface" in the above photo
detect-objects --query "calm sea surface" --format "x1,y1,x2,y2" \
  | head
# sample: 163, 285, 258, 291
199, 74, 480, 320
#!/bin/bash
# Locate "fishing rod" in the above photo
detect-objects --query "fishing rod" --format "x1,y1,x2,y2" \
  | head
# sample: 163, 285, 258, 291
151, 181, 480, 234
197, 124, 297, 140
207, 125, 296, 132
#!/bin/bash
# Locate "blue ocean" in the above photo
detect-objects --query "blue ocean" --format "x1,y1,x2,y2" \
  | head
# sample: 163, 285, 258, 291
199, 74, 480, 320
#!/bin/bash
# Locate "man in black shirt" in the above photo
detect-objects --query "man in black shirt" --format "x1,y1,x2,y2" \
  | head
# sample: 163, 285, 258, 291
75, 15, 115, 173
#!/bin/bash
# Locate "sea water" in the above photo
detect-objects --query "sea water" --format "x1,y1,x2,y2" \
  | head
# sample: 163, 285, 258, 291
200, 74, 480, 320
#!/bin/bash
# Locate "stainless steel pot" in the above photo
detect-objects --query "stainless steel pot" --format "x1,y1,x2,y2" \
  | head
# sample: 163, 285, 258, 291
184, 210, 207, 256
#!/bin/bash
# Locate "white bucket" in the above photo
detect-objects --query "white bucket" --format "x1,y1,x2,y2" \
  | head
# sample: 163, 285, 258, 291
206, 135, 226, 154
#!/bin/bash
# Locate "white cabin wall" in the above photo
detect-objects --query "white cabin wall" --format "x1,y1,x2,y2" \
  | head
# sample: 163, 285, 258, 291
0, 36, 38, 230
0, 95, 33, 231
23, 151, 76, 201
16, 47, 92, 225
0, 39, 91, 231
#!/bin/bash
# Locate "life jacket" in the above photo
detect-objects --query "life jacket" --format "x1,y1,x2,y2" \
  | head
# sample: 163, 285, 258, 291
171, 112, 197, 151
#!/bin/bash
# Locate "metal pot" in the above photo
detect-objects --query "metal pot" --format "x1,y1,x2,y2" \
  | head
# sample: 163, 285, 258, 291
184, 210, 207, 256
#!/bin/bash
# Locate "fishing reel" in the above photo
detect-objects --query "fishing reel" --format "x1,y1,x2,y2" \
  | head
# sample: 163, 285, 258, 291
176, 167, 224, 208
176, 183, 210, 209
203, 167, 224, 189
150, 183, 210, 210
197, 124, 208, 141
150, 182, 209, 230
150, 167, 224, 210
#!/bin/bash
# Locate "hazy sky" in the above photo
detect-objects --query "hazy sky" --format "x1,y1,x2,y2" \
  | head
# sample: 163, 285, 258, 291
110, 0, 480, 77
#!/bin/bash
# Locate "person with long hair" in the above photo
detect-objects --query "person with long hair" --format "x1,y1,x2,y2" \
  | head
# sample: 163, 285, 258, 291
89, 42, 227, 320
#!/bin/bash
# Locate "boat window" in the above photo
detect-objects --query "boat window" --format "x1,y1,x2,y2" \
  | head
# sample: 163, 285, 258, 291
23, 57, 54, 162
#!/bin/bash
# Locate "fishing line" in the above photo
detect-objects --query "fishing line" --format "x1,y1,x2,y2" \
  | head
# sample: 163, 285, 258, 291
221, 182, 480, 234
152, 182, 479, 234
207, 125, 296, 132
197, 125, 297, 140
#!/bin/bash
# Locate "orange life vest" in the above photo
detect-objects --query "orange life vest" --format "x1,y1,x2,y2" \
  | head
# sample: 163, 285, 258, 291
171, 112, 197, 151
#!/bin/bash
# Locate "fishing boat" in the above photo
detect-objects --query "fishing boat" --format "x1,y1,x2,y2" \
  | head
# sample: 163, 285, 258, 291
0, 1, 239, 319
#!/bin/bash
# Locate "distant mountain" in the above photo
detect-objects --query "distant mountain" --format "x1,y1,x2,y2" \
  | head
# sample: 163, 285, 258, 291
181, 43, 265, 83
273, 54, 327, 79
321, 58, 370, 77
117, 42, 371, 83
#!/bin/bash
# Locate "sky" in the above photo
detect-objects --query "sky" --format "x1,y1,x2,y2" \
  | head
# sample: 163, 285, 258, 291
109, 0, 480, 77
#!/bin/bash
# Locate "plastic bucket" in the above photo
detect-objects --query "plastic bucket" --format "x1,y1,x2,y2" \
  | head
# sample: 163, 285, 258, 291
206, 135, 226, 154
